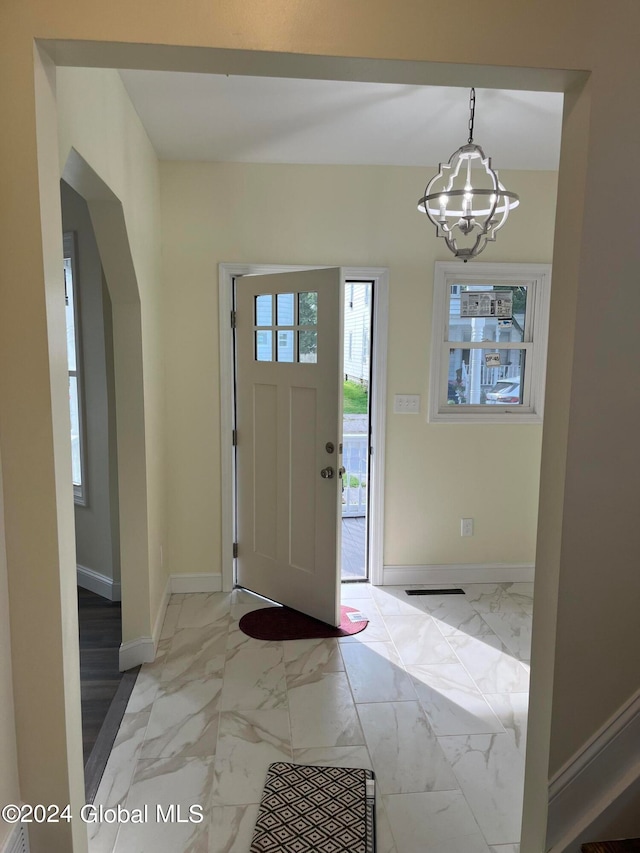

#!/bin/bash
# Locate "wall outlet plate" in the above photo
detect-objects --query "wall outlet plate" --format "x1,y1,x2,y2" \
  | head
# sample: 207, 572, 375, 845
461, 518, 474, 537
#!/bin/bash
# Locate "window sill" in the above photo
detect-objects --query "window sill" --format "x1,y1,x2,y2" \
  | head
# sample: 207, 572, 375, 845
428, 408, 543, 424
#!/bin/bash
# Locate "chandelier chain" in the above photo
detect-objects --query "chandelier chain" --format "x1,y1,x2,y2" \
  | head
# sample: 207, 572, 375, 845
468, 87, 476, 144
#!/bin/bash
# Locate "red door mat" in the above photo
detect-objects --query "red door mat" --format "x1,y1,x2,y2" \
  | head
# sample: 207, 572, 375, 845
239, 604, 369, 640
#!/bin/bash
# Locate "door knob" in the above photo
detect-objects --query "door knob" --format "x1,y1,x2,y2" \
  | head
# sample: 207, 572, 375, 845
320, 466, 335, 479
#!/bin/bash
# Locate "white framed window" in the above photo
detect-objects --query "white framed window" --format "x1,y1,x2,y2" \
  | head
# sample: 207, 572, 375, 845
63, 231, 87, 503
428, 261, 551, 423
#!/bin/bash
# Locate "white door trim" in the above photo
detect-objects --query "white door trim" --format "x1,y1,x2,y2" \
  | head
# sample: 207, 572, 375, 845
219, 263, 388, 592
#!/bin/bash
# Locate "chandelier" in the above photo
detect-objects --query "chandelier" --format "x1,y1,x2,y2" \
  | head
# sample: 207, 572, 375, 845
417, 88, 519, 261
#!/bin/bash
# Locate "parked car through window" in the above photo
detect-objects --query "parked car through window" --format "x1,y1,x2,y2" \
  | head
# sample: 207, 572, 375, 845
486, 377, 521, 404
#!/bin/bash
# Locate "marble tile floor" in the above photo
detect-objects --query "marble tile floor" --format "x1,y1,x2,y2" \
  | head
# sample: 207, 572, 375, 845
89, 582, 533, 853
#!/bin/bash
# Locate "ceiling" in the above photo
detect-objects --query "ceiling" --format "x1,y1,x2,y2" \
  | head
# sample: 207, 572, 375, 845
118, 70, 563, 171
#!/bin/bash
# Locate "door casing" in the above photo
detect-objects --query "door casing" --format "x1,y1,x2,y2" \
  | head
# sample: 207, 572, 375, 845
219, 263, 389, 592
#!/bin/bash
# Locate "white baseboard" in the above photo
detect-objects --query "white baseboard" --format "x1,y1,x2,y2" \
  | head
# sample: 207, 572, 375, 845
170, 572, 222, 594
77, 563, 121, 601
1, 822, 30, 853
119, 575, 170, 671
382, 563, 535, 586
547, 685, 640, 852
152, 573, 173, 646
117, 573, 223, 670
119, 636, 155, 671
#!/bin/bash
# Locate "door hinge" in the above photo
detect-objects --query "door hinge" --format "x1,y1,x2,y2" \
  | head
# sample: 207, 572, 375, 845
233, 542, 238, 558
230, 310, 237, 329
232, 429, 238, 446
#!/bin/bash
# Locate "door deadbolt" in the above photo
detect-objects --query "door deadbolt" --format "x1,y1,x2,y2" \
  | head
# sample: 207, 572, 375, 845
320, 466, 335, 479
325, 442, 335, 454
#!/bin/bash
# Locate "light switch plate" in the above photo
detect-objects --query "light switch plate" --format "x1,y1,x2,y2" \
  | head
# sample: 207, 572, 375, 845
394, 394, 420, 414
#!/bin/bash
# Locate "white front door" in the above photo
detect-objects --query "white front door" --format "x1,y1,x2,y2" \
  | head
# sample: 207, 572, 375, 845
235, 268, 343, 627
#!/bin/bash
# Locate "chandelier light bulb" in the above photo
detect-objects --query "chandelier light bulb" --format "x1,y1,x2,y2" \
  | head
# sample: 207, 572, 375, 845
417, 88, 520, 261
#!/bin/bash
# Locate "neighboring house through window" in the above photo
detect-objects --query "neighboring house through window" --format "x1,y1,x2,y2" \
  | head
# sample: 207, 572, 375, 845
344, 280, 372, 385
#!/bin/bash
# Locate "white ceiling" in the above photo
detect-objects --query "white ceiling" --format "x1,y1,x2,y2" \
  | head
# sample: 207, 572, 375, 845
118, 70, 563, 171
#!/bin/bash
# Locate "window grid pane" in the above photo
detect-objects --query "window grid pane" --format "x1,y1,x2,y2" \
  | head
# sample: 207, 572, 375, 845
254, 291, 319, 364
447, 284, 529, 344
277, 330, 295, 362
445, 347, 526, 406
276, 293, 295, 326
64, 259, 77, 371
255, 294, 273, 326
299, 330, 317, 363
256, 330, 273, 361
298, 292, 318, 326
69, 377, 82, 486
64, 233, 85, 499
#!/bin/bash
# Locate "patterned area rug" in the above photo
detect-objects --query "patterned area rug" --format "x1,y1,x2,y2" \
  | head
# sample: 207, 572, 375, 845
250, 762, 375, 852
239, 604, 369, 640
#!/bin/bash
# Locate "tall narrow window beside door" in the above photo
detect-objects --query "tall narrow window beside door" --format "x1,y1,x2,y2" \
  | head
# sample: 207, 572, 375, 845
63, 231, 87, 503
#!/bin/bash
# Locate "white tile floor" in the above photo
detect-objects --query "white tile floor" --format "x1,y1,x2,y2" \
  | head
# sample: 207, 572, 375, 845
88, 582, 533, 853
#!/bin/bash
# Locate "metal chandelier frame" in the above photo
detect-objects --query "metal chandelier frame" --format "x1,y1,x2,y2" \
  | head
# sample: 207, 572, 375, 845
417, 88, 520, 261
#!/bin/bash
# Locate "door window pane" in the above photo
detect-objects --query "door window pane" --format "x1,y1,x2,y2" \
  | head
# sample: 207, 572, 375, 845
254, 291, 319, 364
299, 330, 317, 363
276, 293, 295, 326
277, 330, 295, 362
255, 294, 273, 326
298, 292, 318, 326
256, 330, 273, 361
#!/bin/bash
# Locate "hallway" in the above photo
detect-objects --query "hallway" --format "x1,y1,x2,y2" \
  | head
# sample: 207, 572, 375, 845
88, 581, 532, 853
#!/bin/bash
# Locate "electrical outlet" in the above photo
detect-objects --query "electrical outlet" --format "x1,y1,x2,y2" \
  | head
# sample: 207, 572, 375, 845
461, 518, 474, 537
393, 394, 420, 414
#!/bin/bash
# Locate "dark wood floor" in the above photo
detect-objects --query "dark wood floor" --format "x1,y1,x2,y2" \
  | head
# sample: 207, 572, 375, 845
78, 587, 123, 759
77, 587, 138, 800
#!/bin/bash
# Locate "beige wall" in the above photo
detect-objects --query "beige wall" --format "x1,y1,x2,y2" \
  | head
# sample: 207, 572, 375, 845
57, 66, 168, 635
0, 456, 21, 850
2, 3, 640, 852
0, 51, 164, 851
161, 162, 556, 574
0, 43, 86, 853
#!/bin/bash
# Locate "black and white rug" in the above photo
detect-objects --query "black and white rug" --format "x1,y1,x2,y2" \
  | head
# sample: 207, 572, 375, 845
250, 762, 376, 852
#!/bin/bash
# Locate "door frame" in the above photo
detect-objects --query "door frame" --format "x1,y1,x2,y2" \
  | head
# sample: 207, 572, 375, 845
219, 263, 388, 592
